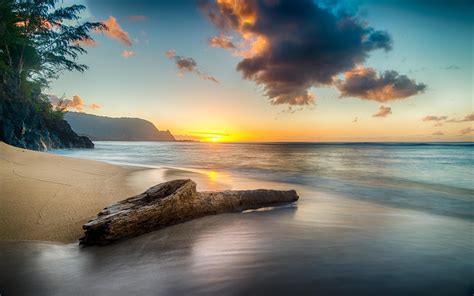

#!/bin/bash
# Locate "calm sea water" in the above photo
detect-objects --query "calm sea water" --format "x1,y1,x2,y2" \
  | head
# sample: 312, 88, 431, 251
1, 142, 473, 295
53, 141, 474, 219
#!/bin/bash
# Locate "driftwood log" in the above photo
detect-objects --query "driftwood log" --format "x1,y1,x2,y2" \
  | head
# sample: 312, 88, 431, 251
80, 179, 299, 246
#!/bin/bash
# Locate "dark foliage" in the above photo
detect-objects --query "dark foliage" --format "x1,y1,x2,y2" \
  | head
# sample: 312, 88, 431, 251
0, 0, 105, 150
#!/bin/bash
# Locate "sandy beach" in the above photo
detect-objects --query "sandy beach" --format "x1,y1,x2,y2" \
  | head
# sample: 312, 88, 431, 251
0, 142, 264, 244
0, 142, 142, 243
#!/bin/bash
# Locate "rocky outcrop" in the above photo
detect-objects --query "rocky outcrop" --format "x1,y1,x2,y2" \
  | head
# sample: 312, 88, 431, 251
0, 98, 93, 151
80, 179, 299, 246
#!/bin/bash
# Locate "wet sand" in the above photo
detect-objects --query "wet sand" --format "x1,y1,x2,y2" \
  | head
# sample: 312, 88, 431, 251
0, 184, 472, 295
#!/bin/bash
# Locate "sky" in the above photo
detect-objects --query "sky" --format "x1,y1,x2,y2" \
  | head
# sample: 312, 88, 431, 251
49, 0, 473, 142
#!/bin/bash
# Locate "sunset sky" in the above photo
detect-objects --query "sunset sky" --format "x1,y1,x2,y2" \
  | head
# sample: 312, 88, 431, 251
50, 0, 473, 142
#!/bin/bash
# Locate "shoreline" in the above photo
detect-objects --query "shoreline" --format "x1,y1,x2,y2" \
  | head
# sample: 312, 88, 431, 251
0, 142, 297, 244
0, 142, 146, 243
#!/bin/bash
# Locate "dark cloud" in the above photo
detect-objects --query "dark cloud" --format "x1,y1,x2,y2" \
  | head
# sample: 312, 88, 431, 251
336, 67, 426, 102
201, 0, 397, 105
372, 105, 392, 117
165, 49, 219, 83
175, 57, 197, 72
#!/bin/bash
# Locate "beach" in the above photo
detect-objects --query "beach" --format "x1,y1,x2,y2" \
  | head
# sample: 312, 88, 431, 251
0, 142, 259, 243
0, 141, 472, 295
0, 142, 141, 243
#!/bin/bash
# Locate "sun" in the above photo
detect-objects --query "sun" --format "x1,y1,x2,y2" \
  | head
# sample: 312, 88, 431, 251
191, 132, 227, 142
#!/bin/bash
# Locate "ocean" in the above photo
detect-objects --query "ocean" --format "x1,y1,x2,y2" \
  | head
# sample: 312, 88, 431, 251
53, 141, 474, 219
1, 141, 473, 295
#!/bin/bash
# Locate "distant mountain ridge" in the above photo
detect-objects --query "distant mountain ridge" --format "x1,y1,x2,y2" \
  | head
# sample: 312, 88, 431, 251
64, 112, 175, 141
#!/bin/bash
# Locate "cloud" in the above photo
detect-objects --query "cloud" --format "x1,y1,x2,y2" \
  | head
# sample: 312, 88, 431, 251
444, 65, 460, 70
165, 49, 176, 58
372, 105, 392, 117
209, 35, 236, 49
200, 0, 406, 105
336, 67, 426, 102
165, 49, 219, 83
121, 50, 134, 58
128, 15, 147, 22
49, 95, 84, 111
279, 106, 305, 114
48, 95, 100, 112
422, 115, 448, 122
432, 131, 445, 136
460, 127, 474, 135
446, 112, 474, 123
89, 103, 101, 110
352, 117, 358, 123
102, 16, 132, 46
190, 131, 230, 137
422, 113, 474, 127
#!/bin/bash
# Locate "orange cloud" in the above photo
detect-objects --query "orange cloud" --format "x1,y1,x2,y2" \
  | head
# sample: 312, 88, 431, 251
48, 95, 100, 112
102, 16, 132, 46
128, 15, 147, 22
372, 105, 392, 118
459, 127, 474, 135
121, 50, 134, 58
200, 0, 266, 58
49, 95, 84, 111
89, 103, 101, 110
165, 49, 177, 58
432, 131, 445, 136
209, 35, 236, 49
